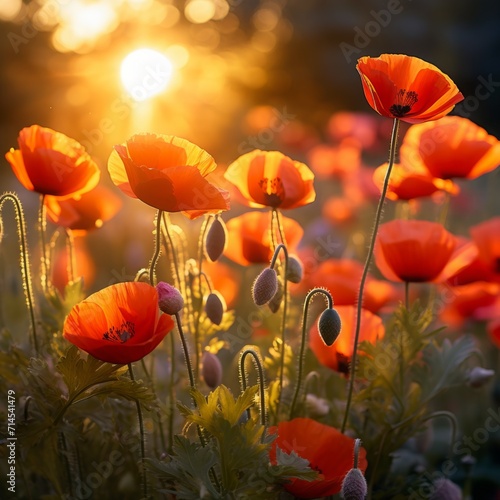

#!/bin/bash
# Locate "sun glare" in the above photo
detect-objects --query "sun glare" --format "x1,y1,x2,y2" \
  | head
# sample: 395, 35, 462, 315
120, 49, 174, 101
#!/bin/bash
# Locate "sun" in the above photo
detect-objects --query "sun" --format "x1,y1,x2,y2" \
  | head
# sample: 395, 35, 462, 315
120, 48, 173, 101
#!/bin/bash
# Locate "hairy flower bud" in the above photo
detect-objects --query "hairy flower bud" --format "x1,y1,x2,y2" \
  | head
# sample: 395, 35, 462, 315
252, 268, 278, 306
202, 351, 223, 389
267, 277, 284, 313
467, 366, 495, 388
286, 255, 303, 283
156, 281, 184, 315
205, 217, 227, 262
305, 394, 330, 418
318, 307, 342, 346
205, 291, 226, 325
429, 478, 462, 500
341, 468, 367, 500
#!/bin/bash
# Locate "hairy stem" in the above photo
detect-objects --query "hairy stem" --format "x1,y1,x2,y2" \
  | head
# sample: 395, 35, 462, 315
149, 209, 163, 286
239, 348, 267, 428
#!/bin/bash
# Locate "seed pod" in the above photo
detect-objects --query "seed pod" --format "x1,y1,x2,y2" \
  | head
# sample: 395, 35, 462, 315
429, 478, 462, 500
156, 282, 184, 315
341, 468, 367, 500
286, 255, 303, 284
202, 351, 223, 389
252, 268, 278, 306
205, 217, 227, 262
267, 277, 284, 313
205, 291, 225, 325
318, 307, 342, 346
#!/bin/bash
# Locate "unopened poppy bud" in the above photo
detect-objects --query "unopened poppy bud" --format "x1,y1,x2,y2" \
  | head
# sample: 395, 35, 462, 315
286, 255, 303, 283
318, 307, 342, 346
202, 351, 223, 389
156, 282, 184, 315
429, 478, 462, 500
341, 468, 367, 500
268, 277, 284, 313
467, 366, 495, 388
205, 291, 226, 325
205, 217, 227, 262
252, 268, 278, 306
305, 394, 330, 417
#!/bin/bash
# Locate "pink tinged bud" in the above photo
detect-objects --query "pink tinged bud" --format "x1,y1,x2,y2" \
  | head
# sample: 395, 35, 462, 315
467, 367, 495, 388
205, 291, 226, 325
318, 307, 342, 346
156, 282, 184, 315
429, 478, 462, 500
305, 394, 330, 417
286, 255, 303, 283
341, 468, 367, 500
267, 277, 284, 313
252, 268, 278, 306
205, 217, 227, 262
202, 351, 223, 389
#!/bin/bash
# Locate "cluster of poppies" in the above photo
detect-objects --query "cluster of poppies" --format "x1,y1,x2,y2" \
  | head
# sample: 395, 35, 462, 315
4, 53, 499, 498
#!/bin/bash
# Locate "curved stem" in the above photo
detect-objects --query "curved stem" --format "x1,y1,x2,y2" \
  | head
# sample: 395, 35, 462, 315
269, 243, 289, 419
290, 288, 333, 419
38, 194, 49, 293
149, 209, 163, 286
239, 348, 267, 428
174, 312, 196, 390
128, 363, 148, 499
0, 193, 38, 352
353, 438, 362, 469
341, 118, 400, 434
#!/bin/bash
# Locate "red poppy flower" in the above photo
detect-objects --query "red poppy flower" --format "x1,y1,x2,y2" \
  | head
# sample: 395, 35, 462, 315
63, 282, 174, 364
45, 184, 122, 235
307, 141, 361, 179
374, 220, 477, 283
373, 161, 458, 201
470, 217, 500, 279
439, 282, 500, 326
5, 125, 100, 197
269, 418, 367, 498
309, 305, 385, 373
108, 134, 230, 219
307, 259, 398, 314
400, 116, 500, 180
224, 150, 315, 209
356, 54, 463, 123
223, 211, 303, 266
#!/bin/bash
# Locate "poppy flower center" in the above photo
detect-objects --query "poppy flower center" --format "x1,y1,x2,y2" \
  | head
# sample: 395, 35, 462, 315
258, 177, 284, 206
103, 321, 136, 343
389, 89, 419, 117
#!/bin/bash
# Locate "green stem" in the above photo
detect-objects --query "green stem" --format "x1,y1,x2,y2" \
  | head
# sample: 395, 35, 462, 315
0, 193, 38, 353
149, 209, 163, 286
128, 363, 148, 499
289, 288, 333, 419
269, 243, 289, 419
174, 312, 196, 390
38, 194, 49, 293
404, 281, 409, 310
353, 438, 362, 469
65, 229, 76, 283
239, 348, 267, 428
341, 118, 400, 434
168, 332, 175, 453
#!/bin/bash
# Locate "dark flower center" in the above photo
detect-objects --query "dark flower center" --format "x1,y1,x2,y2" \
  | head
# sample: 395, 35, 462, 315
103, 321, 136, 343
389, 89, 419, 117
258, 177, 284, 206
495, 257, 500, 273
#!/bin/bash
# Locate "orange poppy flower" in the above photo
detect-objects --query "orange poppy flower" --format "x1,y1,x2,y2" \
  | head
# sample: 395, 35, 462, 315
439, 282, 500, 326
224, 211, 303, 266
224, 150, 315, 209
374, 220, 477, 283
269, 418, 367, 499
45, 184, 122, 235
202, 261, 241, 308
470, 217, 500, 280
309, 305, 385, 373
5, 125, 100, 197
400, 116, 500, 180
356, 54, 463, 123
108, 134, 230, 219
327, 111, 379, 150
63, 281, 174, 364
373, 161, 458, 201
307, 141, 361, 179
307, 259, 398, 314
